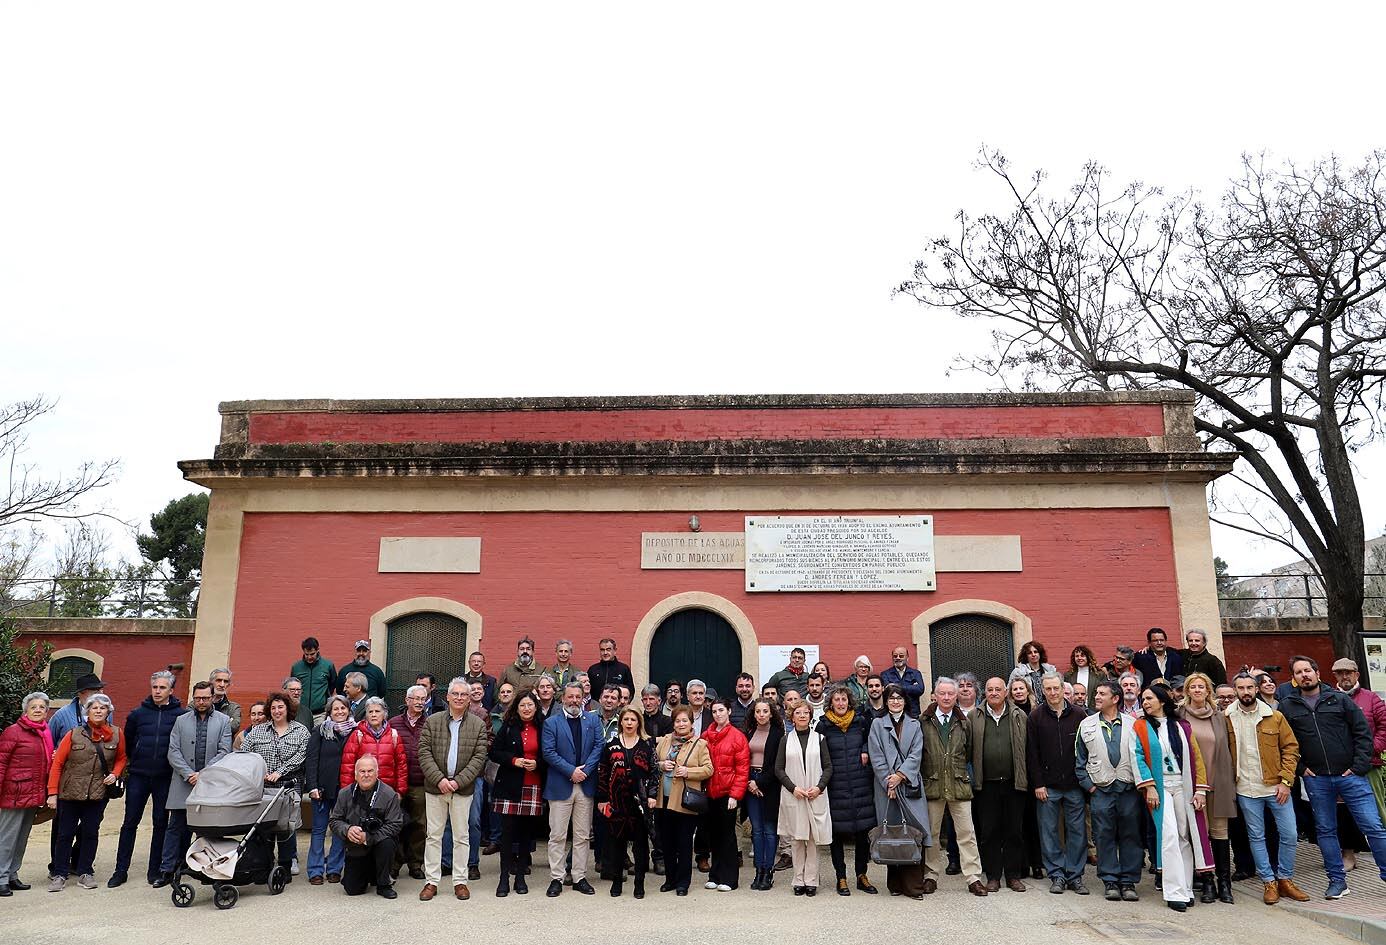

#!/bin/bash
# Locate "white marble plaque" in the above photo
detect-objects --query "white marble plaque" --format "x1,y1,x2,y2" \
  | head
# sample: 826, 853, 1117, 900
378, 537, 481, 573
641, 532, 745, 569
745, 515, 935, 592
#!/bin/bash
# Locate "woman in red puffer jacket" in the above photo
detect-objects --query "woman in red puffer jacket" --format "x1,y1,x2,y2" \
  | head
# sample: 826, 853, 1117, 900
338, 698, 408, 794
0, 691, 56, 893
703, 698, 750, 891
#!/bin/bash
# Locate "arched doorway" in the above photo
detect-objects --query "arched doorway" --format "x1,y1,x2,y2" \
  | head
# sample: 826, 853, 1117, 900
928, 613, 1015, 686
648, 608, 741, 700
384, 611, 468, 710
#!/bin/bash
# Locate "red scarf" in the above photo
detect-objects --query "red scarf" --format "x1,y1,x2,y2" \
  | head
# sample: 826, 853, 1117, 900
19, 715, 55, 768
85, 721, 115, 743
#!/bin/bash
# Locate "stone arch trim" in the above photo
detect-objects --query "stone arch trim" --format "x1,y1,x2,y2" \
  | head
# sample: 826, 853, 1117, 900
631, 592, 758, 694
47, 647, 106, 707
910, 599, 1033, 689
368, 597, 484, 672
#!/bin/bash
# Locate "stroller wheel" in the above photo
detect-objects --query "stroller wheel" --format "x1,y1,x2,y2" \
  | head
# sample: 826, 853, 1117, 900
213, 885, 239, 910
268, 867, 288, 895
171, 881, 195, 907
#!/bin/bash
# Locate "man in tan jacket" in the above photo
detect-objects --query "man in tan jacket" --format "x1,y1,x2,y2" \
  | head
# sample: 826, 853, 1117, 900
1227, 672, 1309, 905
417, 678, 488, 902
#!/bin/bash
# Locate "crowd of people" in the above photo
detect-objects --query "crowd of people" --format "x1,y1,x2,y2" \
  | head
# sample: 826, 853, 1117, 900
3, 628, 1386, 914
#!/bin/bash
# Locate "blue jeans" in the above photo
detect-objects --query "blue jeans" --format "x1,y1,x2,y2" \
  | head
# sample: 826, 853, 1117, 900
114, 772, 171, 880
467, 788, 483, 869
308, 798, 345, 878
1036, 787, 1087, 882
745, 791, 777, 870
1089, 787, 1144, 884
1237, 793, 1297, 882
1304, 773, 1386, 883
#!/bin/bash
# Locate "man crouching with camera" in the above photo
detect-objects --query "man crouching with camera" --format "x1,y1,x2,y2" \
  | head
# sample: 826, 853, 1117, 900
330, 754, 405, 898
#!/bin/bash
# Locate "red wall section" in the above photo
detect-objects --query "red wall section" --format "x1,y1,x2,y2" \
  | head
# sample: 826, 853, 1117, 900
247, 405, 1167, 446
1223, 633, 1335, 684
225, 508, 1181, 700
18, 632, 195, 726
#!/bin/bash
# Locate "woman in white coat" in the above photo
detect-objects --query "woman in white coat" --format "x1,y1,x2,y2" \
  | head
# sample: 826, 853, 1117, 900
775, 702, 833, 895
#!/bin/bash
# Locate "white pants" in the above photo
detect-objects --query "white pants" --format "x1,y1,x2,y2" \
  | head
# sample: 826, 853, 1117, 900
425, 790, 472, 887
790, 839, 818, 888
1159, 779, 1195, 904
548, 785, 593, 882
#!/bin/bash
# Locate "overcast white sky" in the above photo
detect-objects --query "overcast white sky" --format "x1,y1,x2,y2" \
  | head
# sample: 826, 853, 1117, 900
3, 2, 1383, 575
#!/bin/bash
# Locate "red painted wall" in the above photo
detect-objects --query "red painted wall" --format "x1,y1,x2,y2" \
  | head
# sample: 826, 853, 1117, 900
248, 404, 1167, 446
18, 632, 195, 725
1223, 633, 1335, 684
224, 508, 1181, 700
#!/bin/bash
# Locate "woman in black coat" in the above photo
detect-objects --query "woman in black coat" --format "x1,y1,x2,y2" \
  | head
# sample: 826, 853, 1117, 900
304, 695, 352, 884
488, 691, 548, 896
741, 698, 784, 890
816, 685, 879, 896
596, 707, 656, 898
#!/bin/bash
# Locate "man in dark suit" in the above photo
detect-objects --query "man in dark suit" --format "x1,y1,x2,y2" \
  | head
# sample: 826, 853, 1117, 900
541, 681, 603, 897
1131, 627, 1184, 685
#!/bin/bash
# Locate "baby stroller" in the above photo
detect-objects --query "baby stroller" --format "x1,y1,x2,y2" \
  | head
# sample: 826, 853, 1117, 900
170, 752, 297, 910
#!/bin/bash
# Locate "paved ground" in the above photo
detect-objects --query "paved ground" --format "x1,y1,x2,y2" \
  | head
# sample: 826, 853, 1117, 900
0, 810, 1368, 945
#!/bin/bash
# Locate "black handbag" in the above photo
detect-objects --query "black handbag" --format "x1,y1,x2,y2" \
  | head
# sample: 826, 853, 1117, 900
868, 796, 924, 866
675, 739, 708, 813
91, 729, 125, 800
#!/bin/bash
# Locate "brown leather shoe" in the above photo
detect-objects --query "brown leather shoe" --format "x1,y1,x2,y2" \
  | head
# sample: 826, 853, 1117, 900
921, 878, 937, 895
419, 883, 438, 901
1263, 881, 1280, 905
968, 880, 988, 897
326, 873, 341, 884
985, 878, 1000, 893
308, 876, 324, 886
454, 884, 470, 900
1007, 878, 1028, 892
1278, 879, 1311, 902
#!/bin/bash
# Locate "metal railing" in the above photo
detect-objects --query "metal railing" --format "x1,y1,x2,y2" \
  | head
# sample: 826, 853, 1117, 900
0, 576, 200, 619
1218, 572, 1386, 619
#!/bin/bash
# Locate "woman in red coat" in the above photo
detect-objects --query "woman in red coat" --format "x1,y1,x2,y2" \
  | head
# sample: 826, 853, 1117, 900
703, 698, 750, 891
0, 692, 54, 895
339, 698, 408, 795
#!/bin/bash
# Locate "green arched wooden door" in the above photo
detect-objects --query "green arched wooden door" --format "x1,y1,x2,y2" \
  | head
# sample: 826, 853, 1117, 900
385, 611, 468, 712
928, 613, 1014, 686
648, 608, 741, 699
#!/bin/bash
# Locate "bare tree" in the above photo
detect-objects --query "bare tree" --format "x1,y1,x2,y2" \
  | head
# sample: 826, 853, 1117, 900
1, 397, 119, 529
899, 150, 1386, 663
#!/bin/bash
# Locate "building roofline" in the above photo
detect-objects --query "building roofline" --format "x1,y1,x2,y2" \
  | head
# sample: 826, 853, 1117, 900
216, 390, 1195, 414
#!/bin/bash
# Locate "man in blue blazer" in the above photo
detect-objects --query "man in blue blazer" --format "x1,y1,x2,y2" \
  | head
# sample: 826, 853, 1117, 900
541, 681, 603, 897
1131, 627, 1185, 685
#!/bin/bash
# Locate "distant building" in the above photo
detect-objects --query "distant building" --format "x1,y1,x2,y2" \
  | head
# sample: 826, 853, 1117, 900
1223, 535, 1386, 618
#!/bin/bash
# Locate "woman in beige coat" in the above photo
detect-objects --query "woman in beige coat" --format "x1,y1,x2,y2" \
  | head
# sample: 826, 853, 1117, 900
776, 702, 833, 895
654, 705, 713, 896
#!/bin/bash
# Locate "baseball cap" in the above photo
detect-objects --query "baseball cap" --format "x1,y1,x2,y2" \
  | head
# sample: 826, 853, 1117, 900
354, 640, 371, 650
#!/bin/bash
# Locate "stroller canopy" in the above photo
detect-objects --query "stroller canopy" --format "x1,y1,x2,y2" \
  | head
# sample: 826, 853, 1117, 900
186, 751, 268, 807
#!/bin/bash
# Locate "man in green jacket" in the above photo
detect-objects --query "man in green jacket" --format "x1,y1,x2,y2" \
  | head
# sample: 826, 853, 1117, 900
417, 678, 489, 902
920, 677, 986, 898
335, 640, 387, 699
291, 636, 337, 726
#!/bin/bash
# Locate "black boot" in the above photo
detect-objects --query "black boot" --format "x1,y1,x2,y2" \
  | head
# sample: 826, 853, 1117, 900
1198, 872, 1216, 904
1213, 838, 1234, 904
762, 866, 774, 890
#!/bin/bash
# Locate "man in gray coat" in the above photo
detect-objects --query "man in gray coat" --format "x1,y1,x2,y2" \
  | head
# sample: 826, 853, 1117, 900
159, 680, 234, 884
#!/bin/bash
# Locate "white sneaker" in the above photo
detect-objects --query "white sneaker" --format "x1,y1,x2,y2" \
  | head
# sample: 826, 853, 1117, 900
48, 876, 65, 893
705, 880, 717, 890
291, 859, 300, 876
77, 874, 97, 889
716, 884, 732, 892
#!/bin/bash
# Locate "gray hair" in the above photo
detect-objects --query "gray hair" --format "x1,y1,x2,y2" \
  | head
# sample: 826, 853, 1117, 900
22, 691, 50, 712
555, 638, 573, 648
406, 684, 428, 698
1115, 645, 1135, 659
151, 670, 176, 686
1040, 671, 1064, 686
641, 684, 662, 697
563, 681, 585, 696
447, 676, 469, 695
344, 671, 368, 691
209, 667, 232, 681
281, 676, 299, 689
1119, 672, 1141, 685
1186, 628, 1207, 643
84, 693, 114, 713
934, 676, 957, 691
686, 679, 707, 692
536, 674, 556, 688
575, 672, 590, 683
955, 672, 978, 687
854, 655, 872, 670
354, 754, 379, 769
363, 696, 388, 713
